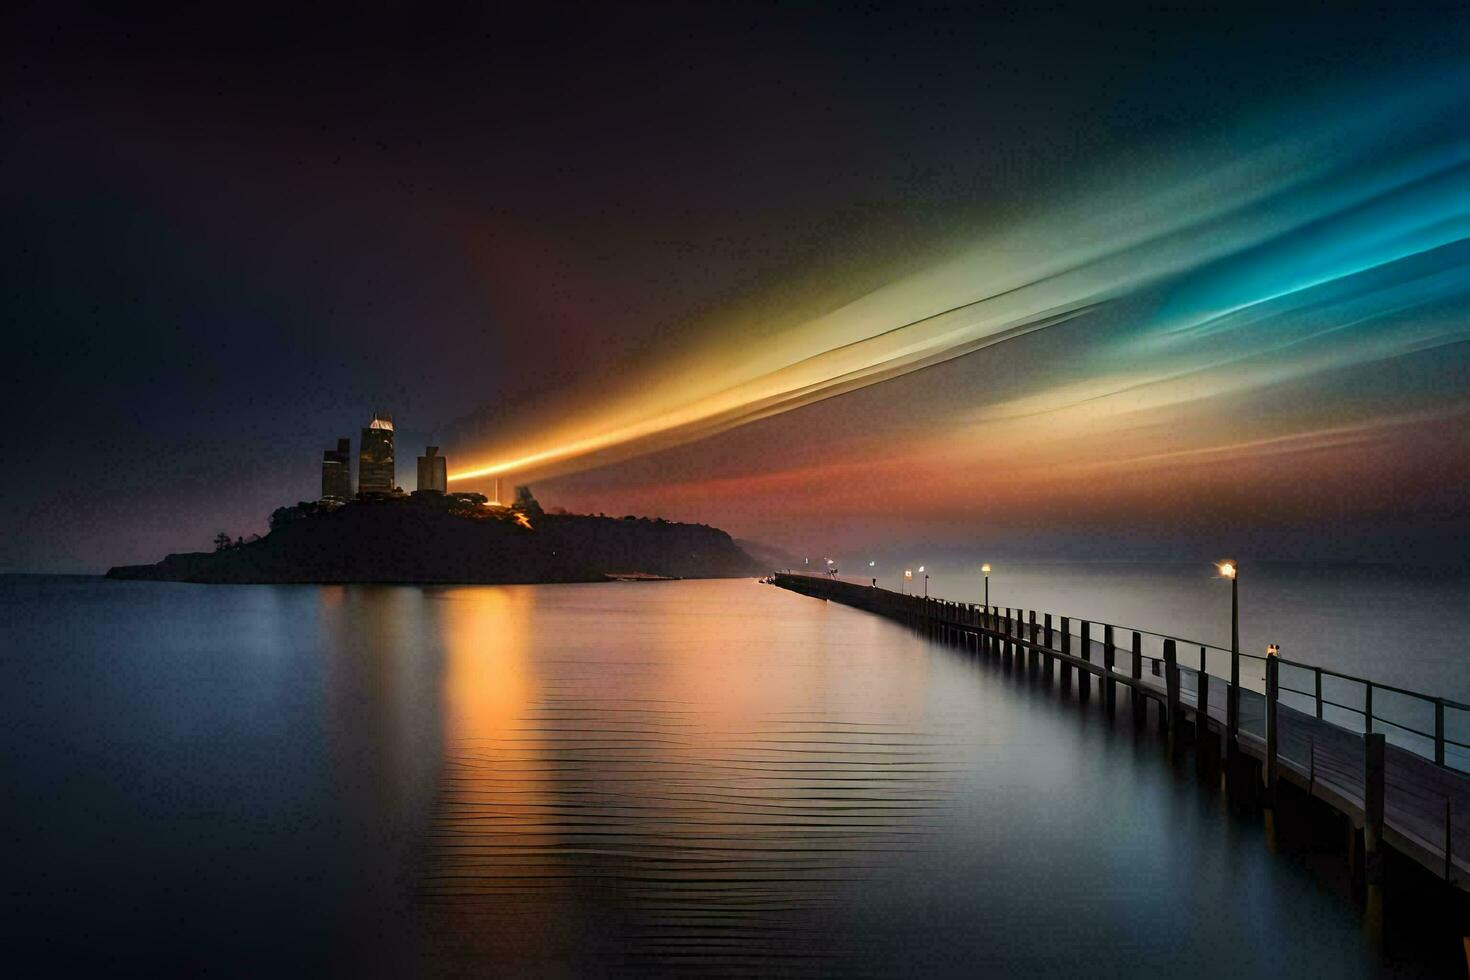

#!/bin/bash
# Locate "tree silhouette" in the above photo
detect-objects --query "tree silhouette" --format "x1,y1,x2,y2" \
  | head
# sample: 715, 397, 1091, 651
213, 532, 232, 552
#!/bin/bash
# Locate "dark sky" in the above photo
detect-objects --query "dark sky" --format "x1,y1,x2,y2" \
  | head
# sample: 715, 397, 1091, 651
5, 3, 1469, 571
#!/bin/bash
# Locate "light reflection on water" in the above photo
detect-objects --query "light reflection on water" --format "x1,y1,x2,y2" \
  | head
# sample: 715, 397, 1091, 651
0, 576, 1456, 976
421, 583, 955, 974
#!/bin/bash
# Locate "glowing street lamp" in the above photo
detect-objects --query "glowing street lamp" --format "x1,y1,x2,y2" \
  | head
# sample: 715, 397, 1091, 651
919, 565, 928, 598
904, 568, 913, 594
1219, 559, 1240, 735
981, 563, 992, 610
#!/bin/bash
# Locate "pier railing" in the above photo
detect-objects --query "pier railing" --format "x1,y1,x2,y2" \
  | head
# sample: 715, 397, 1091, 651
1273, 659, 1470, 770
772, 572, 1470, 891
772, 573, 1470, 773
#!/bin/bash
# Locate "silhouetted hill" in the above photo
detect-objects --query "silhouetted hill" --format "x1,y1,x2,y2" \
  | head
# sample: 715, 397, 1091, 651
106, 501, 762, 585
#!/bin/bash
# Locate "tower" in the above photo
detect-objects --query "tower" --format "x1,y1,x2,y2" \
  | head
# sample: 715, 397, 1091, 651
358, 412, 395, 495
320, 437, 352, 501
416, 446, 447, 494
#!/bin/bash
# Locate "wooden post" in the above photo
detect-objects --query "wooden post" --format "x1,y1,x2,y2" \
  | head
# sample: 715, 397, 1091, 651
1436, 700, 1446, 766
1364, 683, 1373, 734
1308, 737, 1315, 796
1196, 648, 1211, 766
1043, 613, 1054, 680
1265, 651, 1279, 797
1364, 732, 1386, 886
1228, 654, 1239, 740
1164, 639, 1180, 758
1078, 621, 1091, 701
1315, 669, 1323, 720
1060, 617, 1072, 691
1103, 625, 1116, 713
1131, 631, 1145, 729
1443, 798, 1452, 881
1029, 610, 1037, 669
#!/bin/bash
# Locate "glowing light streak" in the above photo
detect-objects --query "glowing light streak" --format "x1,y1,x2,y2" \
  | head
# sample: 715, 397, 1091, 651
446, 75, 1470, 487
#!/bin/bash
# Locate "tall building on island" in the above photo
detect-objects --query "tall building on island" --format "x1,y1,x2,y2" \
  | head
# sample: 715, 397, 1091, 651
358, 412, 395, 495
320, 437, 352, 501
416, 446, 447, 494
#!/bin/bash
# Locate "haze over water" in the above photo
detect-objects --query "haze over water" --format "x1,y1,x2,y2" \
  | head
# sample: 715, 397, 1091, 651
2, 573, 1461, 976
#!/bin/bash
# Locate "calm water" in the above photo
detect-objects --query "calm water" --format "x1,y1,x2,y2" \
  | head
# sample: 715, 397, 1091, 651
1, 574, 1460, 976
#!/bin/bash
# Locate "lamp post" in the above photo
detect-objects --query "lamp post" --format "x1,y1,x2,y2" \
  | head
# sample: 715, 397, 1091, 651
920, 565, 928, 598
904, 569, 912, 594
981, 563, 992, 611
1265, 642, 1280, 798
1219, 560, 1239, 736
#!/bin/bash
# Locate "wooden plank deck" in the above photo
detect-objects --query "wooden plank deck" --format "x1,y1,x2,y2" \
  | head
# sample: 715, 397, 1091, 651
770, 573, 1470, 892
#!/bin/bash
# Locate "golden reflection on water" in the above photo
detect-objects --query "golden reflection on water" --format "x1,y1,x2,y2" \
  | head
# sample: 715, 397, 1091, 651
418, 581, 952, 974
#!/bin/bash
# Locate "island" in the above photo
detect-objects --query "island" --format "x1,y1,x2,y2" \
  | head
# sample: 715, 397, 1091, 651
106, 491, 765, 585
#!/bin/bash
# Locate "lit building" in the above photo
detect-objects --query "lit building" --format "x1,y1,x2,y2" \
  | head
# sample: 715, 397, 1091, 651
417, 446, 447, 494
358, 412, 395, 495
321, 437, 352, 501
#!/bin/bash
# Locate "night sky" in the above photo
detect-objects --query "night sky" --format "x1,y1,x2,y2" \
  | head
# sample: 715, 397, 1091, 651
6, 3, 1470, 572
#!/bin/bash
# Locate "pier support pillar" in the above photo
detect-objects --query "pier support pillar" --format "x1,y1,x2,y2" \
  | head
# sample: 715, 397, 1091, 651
1163, 640, 1180, 761
1028, 610, 1038, 671
1130, 631, 1145, 729
1043, 613, 1055, 681
1196, 657, 1212, 777
1078, 621, 1091, 702
1364, 732, 1386, 886
1060, 618, 1073, 694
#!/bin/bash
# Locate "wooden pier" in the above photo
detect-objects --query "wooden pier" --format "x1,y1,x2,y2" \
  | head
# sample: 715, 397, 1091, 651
771, 573, 1470, 895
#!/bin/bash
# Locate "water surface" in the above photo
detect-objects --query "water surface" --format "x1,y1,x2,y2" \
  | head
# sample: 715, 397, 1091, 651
1, 575, 1457, 975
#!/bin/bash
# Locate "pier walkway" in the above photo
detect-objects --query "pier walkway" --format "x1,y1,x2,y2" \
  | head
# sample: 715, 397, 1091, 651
771, 573, 1470, 894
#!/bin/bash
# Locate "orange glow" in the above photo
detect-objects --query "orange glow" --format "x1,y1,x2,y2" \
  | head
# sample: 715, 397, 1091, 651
1218, 561, 1237, 579
417, 586, 575, 958
438, 587, 538, 748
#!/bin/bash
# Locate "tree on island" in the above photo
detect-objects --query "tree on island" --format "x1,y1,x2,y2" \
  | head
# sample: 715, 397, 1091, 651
213, 531, 232, 552
270, 501, 326, 531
